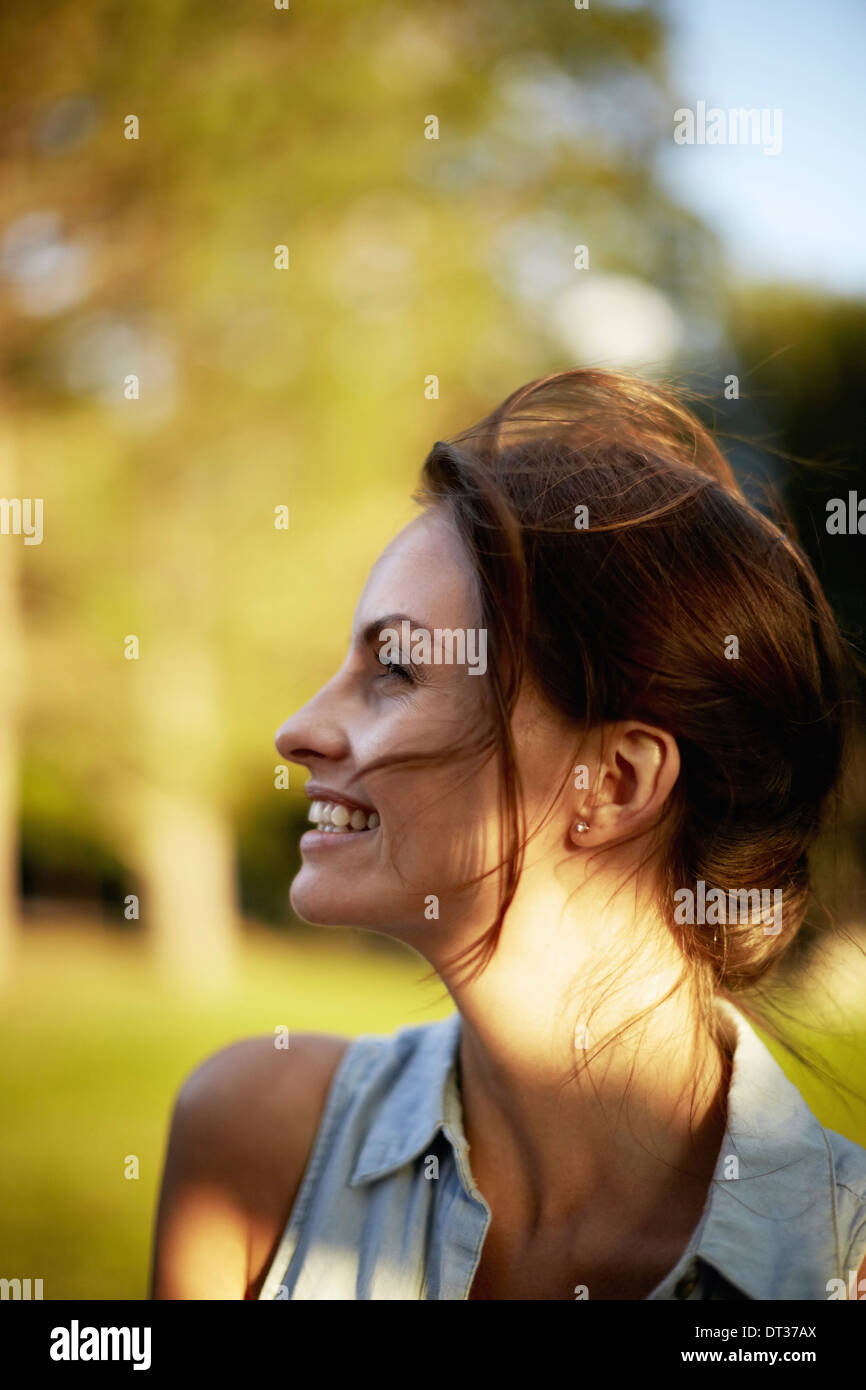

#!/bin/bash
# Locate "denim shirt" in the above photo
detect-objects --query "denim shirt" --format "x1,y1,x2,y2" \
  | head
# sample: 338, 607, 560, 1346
257, 999, 866, 1300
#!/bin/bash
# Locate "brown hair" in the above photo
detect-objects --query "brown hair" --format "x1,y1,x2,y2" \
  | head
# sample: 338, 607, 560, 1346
413, 368, 862, 1077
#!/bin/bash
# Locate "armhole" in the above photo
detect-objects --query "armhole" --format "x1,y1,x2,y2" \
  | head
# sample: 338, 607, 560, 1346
255, 1032, 385, 1301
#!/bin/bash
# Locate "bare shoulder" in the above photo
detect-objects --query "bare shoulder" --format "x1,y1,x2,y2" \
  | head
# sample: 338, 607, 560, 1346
150, 1031, 351, 1300
176, 1031, 351, 1150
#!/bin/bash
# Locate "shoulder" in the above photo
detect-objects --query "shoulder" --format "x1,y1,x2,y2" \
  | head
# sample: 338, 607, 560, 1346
176, 1031, 351, 1144
151, 1031, 351, 1300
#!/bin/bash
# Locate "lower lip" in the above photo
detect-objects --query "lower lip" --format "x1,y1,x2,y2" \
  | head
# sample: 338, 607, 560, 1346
299, 826, 380, 851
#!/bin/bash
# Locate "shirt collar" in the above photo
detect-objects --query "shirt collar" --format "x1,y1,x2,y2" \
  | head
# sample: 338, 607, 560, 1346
349, 1011, 463, 1187
654, 995, 840, 1300
348, 999, 841, 1299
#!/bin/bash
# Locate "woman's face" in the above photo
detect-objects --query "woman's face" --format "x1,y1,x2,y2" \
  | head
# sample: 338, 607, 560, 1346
275, 506, 578, 949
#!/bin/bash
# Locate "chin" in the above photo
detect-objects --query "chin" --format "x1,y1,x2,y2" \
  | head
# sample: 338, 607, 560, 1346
289, 874, 373, 928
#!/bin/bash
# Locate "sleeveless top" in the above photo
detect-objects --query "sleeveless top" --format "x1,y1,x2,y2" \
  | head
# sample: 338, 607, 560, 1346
256, 999, 866, 1300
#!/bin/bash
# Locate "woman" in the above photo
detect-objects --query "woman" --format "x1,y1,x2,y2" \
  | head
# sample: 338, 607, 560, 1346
151, 369, 866, 1300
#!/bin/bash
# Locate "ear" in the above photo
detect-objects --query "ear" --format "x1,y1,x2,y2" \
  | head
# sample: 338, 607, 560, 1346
568, 721, 680, 848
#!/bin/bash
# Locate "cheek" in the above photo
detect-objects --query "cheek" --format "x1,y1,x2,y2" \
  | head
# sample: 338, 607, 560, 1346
289, 765, 504, 930
512, 712, 577, 830
388, 759, 502, 888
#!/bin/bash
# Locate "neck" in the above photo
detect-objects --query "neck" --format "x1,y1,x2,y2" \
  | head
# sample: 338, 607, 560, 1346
428, 876, 732, 1236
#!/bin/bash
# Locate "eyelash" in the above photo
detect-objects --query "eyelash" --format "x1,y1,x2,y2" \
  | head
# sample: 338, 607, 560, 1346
378, 658, 414, 683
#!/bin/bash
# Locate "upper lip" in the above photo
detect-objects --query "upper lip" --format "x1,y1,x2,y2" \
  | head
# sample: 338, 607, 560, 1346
304, 782, 377, 815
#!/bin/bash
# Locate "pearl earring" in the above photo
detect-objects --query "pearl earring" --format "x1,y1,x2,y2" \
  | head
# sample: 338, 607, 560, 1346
575, 820, 590, 834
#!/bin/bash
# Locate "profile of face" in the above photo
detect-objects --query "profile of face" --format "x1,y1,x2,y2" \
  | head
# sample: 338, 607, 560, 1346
275, 369, 855, 1009
274, 505, 586, 957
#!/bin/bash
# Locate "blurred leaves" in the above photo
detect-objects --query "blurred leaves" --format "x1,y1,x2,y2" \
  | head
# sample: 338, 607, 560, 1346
0, 0, 862, 930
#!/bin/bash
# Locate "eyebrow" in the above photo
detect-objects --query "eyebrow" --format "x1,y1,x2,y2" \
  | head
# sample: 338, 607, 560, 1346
353, 613, 431, 647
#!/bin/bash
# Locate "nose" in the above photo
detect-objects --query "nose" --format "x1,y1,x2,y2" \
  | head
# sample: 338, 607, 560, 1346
274, 677, 351, 769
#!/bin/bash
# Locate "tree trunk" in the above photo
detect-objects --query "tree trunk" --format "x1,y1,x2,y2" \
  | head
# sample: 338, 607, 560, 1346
133, 781, 238, 990
0, 430, 22, 985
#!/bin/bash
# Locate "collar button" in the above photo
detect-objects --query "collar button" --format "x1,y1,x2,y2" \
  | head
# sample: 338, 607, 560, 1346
674, 1270, 698, 1299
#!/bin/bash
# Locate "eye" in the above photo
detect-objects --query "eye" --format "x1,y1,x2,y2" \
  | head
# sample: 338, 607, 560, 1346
378, 657, 414, 682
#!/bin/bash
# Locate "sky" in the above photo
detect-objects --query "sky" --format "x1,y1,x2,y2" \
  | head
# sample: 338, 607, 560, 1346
655, 0, 866, 298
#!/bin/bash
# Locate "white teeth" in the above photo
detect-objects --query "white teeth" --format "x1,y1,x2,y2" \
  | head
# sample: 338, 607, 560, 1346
306, 798, 380, 832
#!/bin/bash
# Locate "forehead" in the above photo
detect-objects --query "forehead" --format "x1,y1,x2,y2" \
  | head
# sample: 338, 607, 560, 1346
354, 507, 478, 632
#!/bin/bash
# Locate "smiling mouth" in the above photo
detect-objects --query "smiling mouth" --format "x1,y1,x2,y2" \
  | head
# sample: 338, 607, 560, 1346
307, 799, 380, 834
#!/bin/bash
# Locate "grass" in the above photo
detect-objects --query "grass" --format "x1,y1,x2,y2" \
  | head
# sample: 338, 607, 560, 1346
1, 913, 864, 1300
0, 914, 451, 1300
